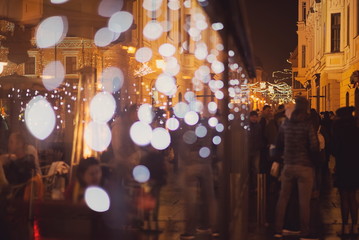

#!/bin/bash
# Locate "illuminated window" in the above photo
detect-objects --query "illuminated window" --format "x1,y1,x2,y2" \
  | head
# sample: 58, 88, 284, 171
331, 13, 341, 52
65, 56, 77, 74
24, 56, 35, 75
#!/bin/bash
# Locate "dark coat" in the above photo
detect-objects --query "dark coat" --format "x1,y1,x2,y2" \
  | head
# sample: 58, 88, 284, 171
275, 114, 319, 167
332, 116, 359, 189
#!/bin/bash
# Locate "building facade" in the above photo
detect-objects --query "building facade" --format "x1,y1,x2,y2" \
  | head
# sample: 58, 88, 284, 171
296, 0, 359, 114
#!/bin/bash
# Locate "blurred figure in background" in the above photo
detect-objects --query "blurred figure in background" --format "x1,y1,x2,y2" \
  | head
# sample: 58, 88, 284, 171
65, 157, 102, 203
2, 132, 42, 200
332, 107, 359, 235
248, 111, 262, 192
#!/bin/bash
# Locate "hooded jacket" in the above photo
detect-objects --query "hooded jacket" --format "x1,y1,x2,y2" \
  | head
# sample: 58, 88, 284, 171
275, 110, 319, 167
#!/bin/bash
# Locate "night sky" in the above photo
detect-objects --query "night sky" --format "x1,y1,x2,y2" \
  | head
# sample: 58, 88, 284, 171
244, 0, 298, 79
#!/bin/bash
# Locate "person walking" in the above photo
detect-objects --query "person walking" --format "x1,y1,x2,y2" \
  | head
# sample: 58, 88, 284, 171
273, 97, 319, 240
332, 106, 359, 235
248, 111, 262, 192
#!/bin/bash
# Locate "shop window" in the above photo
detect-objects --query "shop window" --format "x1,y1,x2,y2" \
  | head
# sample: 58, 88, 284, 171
24, 56, 35, 75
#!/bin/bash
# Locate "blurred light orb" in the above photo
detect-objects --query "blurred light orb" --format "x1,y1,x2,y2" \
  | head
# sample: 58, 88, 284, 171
108, 11, 133, 33
90, 92, 116, 123
135, 47, 153, 63
215, 91, 224, 100
228, 50, 235, 57
216, 123, 224, 133
163, 63, 180, 76
130, 121, 152, 146
168, 0, 181, 10
161, 21, 173, 32
151, 128, 171, 150
94, 27, 115, 47
155, 74, 177, 96
195, 45, 208, 60
184, 111, 199, 126
188, 28, 201, 38
183, 130, 197, 144
133, 165, 150, 183
215, 80, 224, 89
42, 61, 65, 91
196, 20, 208, 30
51, 0, 69, 3
208, 117, 218, 127
98, 0, 124, 17
208, 102, 218, 114
84, 187, 110, 212
195, 125, 207, 138
25, 96, 56, 140
216, 44, 224, 51
36, 16, 68, 48
143, 0, 163, 11
199, 147, 210, 158
213, 136, 222, 145
138, 103, 154, 124
143, 21, 163, 40
84, 121, 112, 152
159, 43, 176, 57
184, 0, 191, 8
206, 54, 216, 63
174, 102, 190, 118
189, 100, 204, 113
101, 67, 124, 93
184, 91, 196, 102
212, 22, 224, 31
211, 60, 225, 74
228, 114, 235, 121
166, 118, 179, 131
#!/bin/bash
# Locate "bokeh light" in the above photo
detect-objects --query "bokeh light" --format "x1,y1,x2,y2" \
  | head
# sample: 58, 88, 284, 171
143, 0, 163, 11
174, 102, 190, 118
143, 21, 163, 40
108, 11, 133, 33
130, 121, 152, 146
138, 104, 154, 124
98, 0, 124, 17
25, 96, 56, 140
135, 47, 153, 63
159, 43, 176, 57
133, 165, 150, 183
151, 128, 171, 150
183, 130, 197, 144
208, 102, 218, 114
94, 27, 115, 47
42, 61, 65, 91
84, 121, 112, 152
199, 147, 210, 158
155, 74, 177, 96
184, 91, 196, 102
184, 111, 199, 126
216, 123, 224, 133
213, 136, 222, 145
166, 118, 180, 131
51, 0, 69, 3
84, 186, 110, 212
208, 117, 218, 127
195, 125, 207, 138
89, 92, 116, 123
36, 16, 68, 48
101, 67, 124, 93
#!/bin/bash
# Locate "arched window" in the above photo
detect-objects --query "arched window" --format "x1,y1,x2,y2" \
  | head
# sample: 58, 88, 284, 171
346, 92, 350, 106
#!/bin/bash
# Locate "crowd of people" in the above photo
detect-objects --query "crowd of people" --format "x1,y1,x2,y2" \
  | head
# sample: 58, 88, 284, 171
249, 96, 359, 240
0, 105, 223, 240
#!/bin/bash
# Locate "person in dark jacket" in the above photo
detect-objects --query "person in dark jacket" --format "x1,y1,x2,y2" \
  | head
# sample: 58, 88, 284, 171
332, 106, 359, 235
274, 97, 319, 239
249, 111, 262, 191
